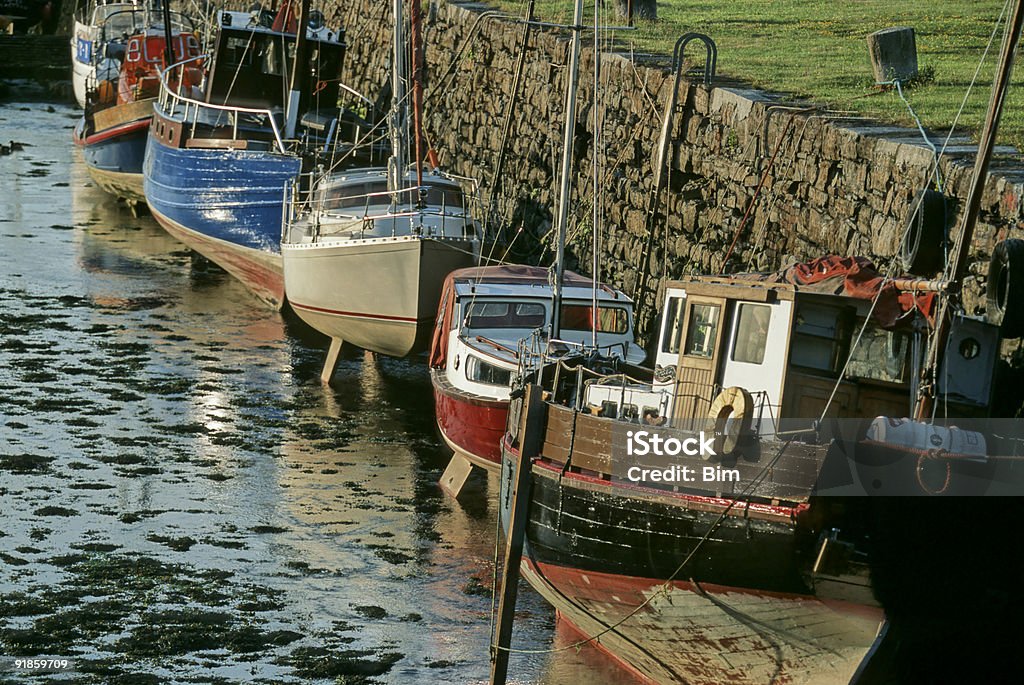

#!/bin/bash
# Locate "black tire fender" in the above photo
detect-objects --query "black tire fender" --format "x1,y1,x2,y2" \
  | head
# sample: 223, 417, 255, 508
900, 189, 949, 276
987, 238, 1024, 338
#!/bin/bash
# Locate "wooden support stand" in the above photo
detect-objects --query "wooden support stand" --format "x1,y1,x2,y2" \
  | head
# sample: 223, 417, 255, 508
321, 337, 343, 384
439, 453, 475, 499
489, 384, 546, 685
867, 27, 918, 84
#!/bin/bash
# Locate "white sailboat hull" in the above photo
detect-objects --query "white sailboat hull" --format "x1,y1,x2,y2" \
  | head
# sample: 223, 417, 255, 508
282, 235, 478, 357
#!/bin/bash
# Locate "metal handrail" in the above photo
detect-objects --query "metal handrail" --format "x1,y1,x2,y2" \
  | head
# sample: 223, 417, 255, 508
156, 54, 288, 154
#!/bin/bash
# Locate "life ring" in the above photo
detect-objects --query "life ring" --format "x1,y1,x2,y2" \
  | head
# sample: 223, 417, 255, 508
708, 386, 753, 458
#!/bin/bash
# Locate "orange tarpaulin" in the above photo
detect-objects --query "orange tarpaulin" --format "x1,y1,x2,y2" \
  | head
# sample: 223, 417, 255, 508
747, 255, 936, 328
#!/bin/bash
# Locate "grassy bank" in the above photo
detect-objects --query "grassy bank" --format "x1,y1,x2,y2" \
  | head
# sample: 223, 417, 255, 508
491, 0, 1024, 149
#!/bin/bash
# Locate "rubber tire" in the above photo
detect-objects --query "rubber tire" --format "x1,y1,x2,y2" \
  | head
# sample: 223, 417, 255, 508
900, 189, 949, 276
986, 238, 1024, 338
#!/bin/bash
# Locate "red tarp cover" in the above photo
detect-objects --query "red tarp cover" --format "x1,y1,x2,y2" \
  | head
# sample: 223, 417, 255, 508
740, 255, 935, 328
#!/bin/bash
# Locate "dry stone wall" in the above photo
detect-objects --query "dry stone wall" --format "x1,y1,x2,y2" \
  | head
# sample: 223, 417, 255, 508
325, 0, 1024, 349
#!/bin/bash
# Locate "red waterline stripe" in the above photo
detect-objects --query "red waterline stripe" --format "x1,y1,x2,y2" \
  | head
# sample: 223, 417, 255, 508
290, 301, 430, 323
84, 118, 150, 146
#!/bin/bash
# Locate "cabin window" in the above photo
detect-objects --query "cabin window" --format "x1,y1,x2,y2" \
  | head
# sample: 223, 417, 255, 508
732, 303, 771, 365
661, 296, 685, 354
224, 36, 257, 67
561, 305, 629, 334
684, 303, 720, 358
844, 321, 910, 383
465, 301, 546, 329
465, 355, 512, 387
790, 303, 852, 373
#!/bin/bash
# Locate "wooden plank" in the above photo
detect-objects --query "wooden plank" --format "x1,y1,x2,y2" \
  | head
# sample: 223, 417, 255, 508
184, 138, 249, 150
93, 98, 156, 132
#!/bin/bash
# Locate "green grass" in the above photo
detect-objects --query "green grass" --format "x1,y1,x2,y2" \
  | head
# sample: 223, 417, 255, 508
491, 0, 1024, 149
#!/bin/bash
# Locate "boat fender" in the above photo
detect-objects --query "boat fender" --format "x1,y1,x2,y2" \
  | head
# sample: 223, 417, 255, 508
899, 188, 949, 276
708, 386, 753, 458
986, 238, 1024, 338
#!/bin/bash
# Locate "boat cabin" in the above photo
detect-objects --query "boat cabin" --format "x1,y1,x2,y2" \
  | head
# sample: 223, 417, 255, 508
205, 10, 345, 111
648, 259, 999, 435
429, 266, 646, 401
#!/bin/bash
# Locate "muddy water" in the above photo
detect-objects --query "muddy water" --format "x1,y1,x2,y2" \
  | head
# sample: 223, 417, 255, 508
0, 103, 637, 684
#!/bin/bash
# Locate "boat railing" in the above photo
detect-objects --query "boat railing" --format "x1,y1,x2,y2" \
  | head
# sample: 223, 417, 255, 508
156, 54, 287, 154
285, 172, 483, 242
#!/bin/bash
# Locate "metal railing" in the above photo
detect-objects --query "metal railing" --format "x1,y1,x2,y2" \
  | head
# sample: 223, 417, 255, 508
283, 169, 484, 244
156, 54, 288, 154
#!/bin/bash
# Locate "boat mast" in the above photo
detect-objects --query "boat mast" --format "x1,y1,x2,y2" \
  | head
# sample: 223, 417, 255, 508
284, 0, 312, 140
550, 0, 586, 339
389, 0, 408, 194
915, 0, 1024, 420
410, 0, 425, 188
160, 0, 174, 72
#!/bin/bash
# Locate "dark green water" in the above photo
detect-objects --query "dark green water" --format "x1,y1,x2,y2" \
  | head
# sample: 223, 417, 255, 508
0, 102, 637, 684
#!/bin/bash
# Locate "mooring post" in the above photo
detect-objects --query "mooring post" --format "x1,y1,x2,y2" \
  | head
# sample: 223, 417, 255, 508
439, 453, 475, 499
321, 337, 343, 384
489, 383, 545, 685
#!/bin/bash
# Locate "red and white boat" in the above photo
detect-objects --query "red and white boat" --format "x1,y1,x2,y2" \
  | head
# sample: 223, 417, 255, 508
428, 265, 644, 493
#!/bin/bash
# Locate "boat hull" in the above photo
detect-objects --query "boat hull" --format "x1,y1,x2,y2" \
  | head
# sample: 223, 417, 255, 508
143, 126, 298, 308
75, 114, 150, 204
520, 557, 881, 685
148, 204, 284, 309
430, 367, 508, 470
282, 236, 476, 357
499, 399, 884, 684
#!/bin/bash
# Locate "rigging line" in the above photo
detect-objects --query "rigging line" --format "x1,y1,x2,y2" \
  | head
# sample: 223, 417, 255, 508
493, 437, 794, 655
892, 79, 943, 192
936, 0, 1012, 168
719, 108, 815, 273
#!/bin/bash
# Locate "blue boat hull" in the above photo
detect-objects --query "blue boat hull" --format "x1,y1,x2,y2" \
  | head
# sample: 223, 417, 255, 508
143, 128, 301, 308
75, 116, 149, 204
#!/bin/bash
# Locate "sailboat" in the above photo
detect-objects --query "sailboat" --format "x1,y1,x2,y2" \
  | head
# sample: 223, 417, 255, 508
280, 0, 481, 379
73, 1, 200, 208
493, 2, 1024, 683
143, 0, 379, 308
71, 0, 144, 109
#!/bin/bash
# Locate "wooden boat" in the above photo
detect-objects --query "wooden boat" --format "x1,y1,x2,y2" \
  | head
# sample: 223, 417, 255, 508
281, 0, 479, 374
143, 1, 378, 308
493, 3, 1024, 681
73, 6, 200, 208
428, 265, 644, 490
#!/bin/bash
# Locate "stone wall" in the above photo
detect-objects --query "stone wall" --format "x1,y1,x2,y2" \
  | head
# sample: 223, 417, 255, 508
326, 0, 1024, 348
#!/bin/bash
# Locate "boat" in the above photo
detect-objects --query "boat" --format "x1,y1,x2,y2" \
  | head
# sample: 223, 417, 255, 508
71, 0, 146, 108
428, 265, 644, 492
73, 3, 199, 208
493, 2, 1024, 682
143, 0, 379, 308
280, 0, 481, 376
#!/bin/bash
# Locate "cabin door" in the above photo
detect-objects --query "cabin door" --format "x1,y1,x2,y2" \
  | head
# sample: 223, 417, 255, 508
672, 295, 728, 425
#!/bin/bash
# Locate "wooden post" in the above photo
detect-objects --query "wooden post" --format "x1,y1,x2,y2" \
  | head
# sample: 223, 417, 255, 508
867, 27, 918, 83
489, 384, 545, 685
616, 0, 656, 21
320, 337, 342, 384
439, 453, 475, 498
